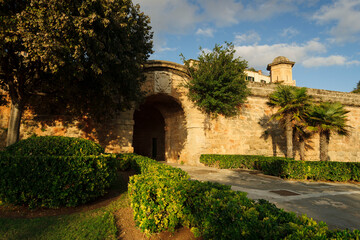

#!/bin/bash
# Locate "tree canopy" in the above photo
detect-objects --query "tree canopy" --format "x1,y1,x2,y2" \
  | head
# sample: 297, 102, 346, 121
0, 0, 153, 145
182, 42, 249, 117
267, 85, 312, 158
307, 102, 349, 161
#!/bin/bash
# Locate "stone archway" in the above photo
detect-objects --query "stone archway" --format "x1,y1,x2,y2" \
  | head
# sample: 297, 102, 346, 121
132, 93, 187, 162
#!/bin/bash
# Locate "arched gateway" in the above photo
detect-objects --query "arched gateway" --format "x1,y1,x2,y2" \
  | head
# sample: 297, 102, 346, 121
130, 60, 205, 164
133, 93, 186, 162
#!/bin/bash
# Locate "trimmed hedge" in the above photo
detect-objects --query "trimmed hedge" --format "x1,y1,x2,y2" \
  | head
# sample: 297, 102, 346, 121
0, 154, 117, 208
122, 154, 360, 239
5, 136, 104, 156
201, 154, 360, 182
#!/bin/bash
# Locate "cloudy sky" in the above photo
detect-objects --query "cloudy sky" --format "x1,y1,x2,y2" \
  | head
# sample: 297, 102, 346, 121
133, 0, 360, 92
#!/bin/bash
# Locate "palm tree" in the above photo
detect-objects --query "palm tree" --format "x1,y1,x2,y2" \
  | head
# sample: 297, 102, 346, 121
307, 102, 349, 161
267, 85, 312, 158
293, 123, 312, 160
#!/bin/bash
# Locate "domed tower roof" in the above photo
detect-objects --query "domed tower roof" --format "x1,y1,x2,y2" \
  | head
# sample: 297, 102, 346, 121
266, 56, 295, 71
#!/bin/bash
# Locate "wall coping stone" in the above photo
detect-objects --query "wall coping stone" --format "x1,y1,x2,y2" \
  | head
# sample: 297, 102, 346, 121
144, 60, 190, 77
248, 82, 360, 107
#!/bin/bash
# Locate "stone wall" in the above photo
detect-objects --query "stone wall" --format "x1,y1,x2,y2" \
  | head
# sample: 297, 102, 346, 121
203, 82, 360, 162
0, 60, 359, 164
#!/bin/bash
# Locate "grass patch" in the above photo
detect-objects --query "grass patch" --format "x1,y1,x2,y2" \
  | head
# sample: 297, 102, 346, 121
0, 171, 130, 240
0, 210, 117, 240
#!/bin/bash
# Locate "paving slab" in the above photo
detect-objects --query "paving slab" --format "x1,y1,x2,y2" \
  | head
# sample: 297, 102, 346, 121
166, 163, 360, 230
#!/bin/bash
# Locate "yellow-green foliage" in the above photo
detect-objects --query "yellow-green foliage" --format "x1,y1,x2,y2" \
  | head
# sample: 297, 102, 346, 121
201, 154, 360, 182
123, 154, 360, 239
5, 136, 104, 156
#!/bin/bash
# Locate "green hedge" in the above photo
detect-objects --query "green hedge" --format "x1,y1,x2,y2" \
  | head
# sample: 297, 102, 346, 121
123, 154, 359, 239
200, 154, 360, 182
5, 136, 104, 156
0, 154, 117, 208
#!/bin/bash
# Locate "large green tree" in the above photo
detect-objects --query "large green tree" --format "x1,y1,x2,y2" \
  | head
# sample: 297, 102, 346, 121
307, 102, 349, 161
267, 85, 312, 158
0, 0, 153, 146
182, 42, 249, 117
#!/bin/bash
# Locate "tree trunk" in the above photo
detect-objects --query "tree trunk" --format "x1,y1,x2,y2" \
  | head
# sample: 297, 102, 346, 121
319, 131, 330, 161
285, 115, 293, 158
299, 136, 305, 160
6, 102, 23, 146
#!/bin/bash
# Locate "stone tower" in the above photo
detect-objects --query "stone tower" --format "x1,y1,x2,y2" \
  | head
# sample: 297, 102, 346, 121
267, 56, 295, 86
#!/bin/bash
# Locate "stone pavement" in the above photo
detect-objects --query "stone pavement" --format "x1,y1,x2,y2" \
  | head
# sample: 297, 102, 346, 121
166, 163, 360, 230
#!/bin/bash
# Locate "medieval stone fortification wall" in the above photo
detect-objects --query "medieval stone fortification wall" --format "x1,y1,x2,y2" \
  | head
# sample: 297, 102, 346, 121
0, 60, 359, 164
203, 82, 360, 162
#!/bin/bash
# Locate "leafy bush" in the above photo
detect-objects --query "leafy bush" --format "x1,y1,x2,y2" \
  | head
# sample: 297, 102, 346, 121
200, 154, 290, 169
201, 154, 360, 182
111, 153, 136, 171
182, 42, 249, 117
129, 172, 187, 233
123, 154, 360, 239
128, 154, 189, 233
0, 154, 117, 208
5, 136, 104, 156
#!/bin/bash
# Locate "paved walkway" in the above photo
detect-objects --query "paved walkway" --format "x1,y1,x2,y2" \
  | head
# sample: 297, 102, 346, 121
166, 163, 360, 230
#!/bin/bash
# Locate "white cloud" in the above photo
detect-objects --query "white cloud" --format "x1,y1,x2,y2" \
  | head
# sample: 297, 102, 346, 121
196, 28, 215, 37
234, 38, 359, 68
303, 56, 360, 67
134, 0, 337, 54
280, 27, 299, 38
238, 0, 296, 21
313, 0, 360, 42
197, 0, 243, 26
134, 0, 199, 34
157, 46, 178, 52
235, 31, 261, 44
133, 0, 299, 48
234, 39, 326, 68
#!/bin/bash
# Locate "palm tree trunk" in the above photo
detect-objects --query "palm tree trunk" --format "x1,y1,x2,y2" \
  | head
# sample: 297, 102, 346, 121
6, 101, 23, 146
319, 131, 330, 161
285, 115, 293, 158
299, 136, 305, 160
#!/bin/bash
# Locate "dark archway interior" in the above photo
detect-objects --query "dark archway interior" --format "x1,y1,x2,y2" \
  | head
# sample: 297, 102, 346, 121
132, 94, 187, 162
133, 105, 165, 161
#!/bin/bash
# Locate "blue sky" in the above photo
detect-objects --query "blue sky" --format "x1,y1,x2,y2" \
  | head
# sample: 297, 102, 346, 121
133, 0, 360, 92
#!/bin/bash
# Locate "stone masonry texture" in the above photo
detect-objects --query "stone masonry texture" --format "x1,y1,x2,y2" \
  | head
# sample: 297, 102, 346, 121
0, 60, 359, 164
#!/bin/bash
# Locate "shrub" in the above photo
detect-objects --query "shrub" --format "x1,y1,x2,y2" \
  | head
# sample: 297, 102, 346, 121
112, 153, 136, 171
129, 172, 187, 233
200, 154, 360, 182
5, 136, 104, 156
128, 154, 189, 233
122, 154, 360, 239
0, 154, 117, 208
200, 154, 290, 169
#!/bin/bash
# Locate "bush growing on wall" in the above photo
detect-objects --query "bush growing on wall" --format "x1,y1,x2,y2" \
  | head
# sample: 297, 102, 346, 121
182, 42, 249, 117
